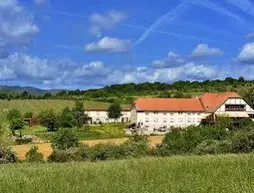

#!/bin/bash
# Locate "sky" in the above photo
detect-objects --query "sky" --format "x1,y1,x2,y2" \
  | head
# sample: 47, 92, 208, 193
1, 0, 254, 89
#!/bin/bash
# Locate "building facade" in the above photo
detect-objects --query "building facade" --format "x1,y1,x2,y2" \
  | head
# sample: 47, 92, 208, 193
131, 92, 254, 132
85, 108, 131, 124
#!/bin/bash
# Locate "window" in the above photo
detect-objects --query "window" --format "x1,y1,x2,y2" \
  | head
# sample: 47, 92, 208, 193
187, 113, 191, 115
178, 112, 183, 115
163, 119, 167, 123
249, 114, 254, 119
187, 119, 191, 123
163, 112, 167, 115
154, 119, 159, 123
145, 112, 149, 115
154, 112, 159, 114
225, 104, 245, 111
170, 113, 174, 116
170, 119, 174, 123
145, 119, 149, 123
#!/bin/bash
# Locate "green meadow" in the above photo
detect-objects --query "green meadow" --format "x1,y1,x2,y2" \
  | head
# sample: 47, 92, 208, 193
1, 154, 254, 193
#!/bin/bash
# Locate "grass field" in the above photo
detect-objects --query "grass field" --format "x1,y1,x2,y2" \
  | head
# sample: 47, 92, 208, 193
0, 99, 131, 116
1, 154, 254, 193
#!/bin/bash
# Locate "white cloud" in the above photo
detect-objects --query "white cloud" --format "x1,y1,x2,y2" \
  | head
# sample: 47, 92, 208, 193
191, 44, 223, 57
152, 51, 185, 68
85, 37, 131, 53
238, 42, 254, 64
0, 52, 218, 88
0, 0, 39, 57
89, 10, 127, 37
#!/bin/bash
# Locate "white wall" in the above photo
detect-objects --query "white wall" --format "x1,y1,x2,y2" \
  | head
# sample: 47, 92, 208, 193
216, 98, 254, 115
85, 110, 131, 124
135, 111, 208, 131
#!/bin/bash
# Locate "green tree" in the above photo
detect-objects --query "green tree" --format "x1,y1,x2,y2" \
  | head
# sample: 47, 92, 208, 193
25, 146, 44, 163
43, 92, 53, 99
59, 107, 76, 128
38, 109, 59, 131
72, 101, 90, 127
52, 128, 79, 150
6, 109, 25, 137
107, 103, 122, 120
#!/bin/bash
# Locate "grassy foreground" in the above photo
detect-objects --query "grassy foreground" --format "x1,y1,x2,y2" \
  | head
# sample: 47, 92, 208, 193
1, 154, 254, 193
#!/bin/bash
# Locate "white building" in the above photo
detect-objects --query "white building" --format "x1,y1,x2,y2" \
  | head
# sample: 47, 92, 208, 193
85, 108, 131, 124
131, 92, 254, 132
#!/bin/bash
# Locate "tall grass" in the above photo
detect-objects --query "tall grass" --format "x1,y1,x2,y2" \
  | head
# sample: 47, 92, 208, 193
1, 154, 254, 193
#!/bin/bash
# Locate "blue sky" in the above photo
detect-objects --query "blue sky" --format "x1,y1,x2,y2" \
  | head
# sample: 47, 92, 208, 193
1, 0, 254, 89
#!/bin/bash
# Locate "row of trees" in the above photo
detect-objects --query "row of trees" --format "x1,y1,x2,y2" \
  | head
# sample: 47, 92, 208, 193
0, 76, 251, 101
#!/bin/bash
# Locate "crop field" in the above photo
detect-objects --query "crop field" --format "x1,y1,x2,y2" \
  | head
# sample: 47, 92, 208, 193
1, 154, 254, 193
0, 99, 131, 116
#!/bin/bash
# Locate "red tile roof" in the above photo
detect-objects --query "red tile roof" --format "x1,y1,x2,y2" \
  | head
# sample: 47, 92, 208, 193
134, 92, 241, 113
200, 92, 240, 112
134, 98, 205, 112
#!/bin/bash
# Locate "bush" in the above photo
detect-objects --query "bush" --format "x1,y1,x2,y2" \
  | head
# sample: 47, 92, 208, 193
15, 138, 32, 145
231, 130, 254, 153
52, 128, 79, 150
48, 149, 79, 162
194, 140, 232, 155
25, 146, 44, 163
24, 111, 33, 119
156, 125, 231, 156
48, 136, 150, 163
0, 146, 18, 164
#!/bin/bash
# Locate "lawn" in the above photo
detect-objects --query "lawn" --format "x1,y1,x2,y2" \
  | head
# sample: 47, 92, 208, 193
1, 154, 254, 193
22, 123, 127, 141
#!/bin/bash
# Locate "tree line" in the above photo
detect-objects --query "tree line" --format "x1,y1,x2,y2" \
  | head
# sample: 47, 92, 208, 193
0, 76, 252, 101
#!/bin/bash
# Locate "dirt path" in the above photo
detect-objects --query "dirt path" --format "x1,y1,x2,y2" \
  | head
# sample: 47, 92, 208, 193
13, 136, 164, 160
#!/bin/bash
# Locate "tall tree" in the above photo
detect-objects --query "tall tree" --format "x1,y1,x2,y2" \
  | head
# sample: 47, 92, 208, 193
38, 109, 59, 131
7, 109, 25, 137
72, 101, 90, 127
59, 107, 76, 128
108, 103, 122, 121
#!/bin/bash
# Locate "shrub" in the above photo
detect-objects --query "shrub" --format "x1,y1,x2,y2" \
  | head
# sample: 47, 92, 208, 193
0, 146, 18, 164
194, 140, 232, 155
48, 149, 79, 162
15, 138, 32, 145
231, 130, 254, 153
51, 128, 79, 150
25, 146, 44, 163
215, 117, 233, 130
24, 111, 33, 119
